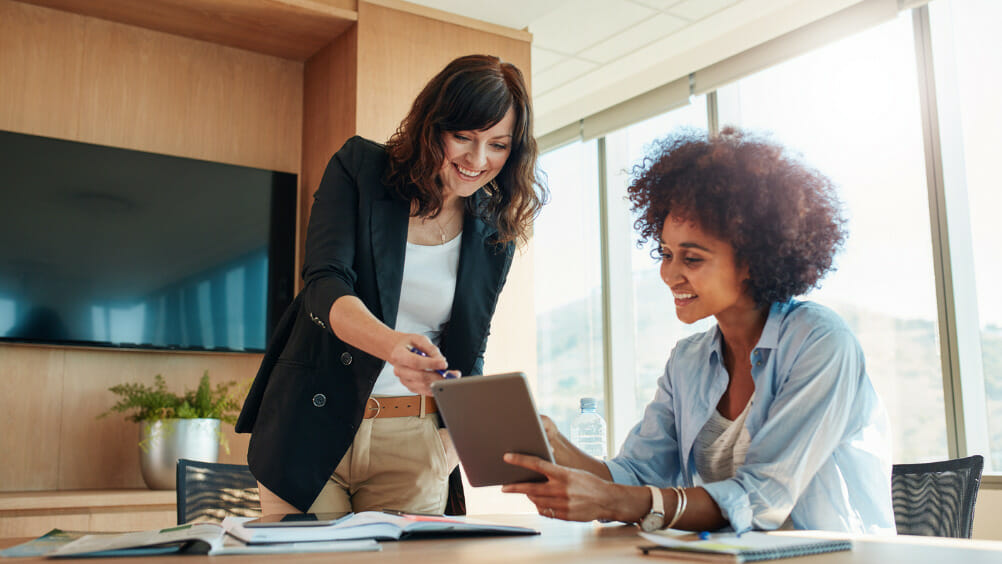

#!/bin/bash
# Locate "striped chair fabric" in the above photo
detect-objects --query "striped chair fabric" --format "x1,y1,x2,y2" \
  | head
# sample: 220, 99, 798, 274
891, 455, 984, 538
176, 458, 262, 525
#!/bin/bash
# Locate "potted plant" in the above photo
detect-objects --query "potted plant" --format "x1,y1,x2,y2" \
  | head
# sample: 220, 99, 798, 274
99, 371, 244, 490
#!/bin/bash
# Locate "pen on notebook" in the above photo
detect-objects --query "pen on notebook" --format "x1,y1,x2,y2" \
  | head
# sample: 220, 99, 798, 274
407, 346, 455, 378
695, 530, 740, 540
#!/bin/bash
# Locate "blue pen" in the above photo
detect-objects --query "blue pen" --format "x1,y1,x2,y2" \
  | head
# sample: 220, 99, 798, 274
407, 346, 455, 378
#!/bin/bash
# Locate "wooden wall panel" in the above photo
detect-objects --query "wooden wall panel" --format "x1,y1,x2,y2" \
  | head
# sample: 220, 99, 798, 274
355, 0, 532, 143
300, 25, 358, 278
0, 1, 84, 141
55, 349, 261, 490
0, 1, 300, 492
0, 0, 303, 173
0, 346, 261, 492
0, 347, 65, 490
352, 2, 533, 515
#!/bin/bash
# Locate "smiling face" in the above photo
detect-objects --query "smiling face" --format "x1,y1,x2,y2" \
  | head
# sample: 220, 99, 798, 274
659, 213, 755, 325
438, 106, 515, 200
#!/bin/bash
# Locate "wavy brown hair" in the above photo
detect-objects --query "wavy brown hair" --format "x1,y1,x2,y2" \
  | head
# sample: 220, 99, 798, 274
627, 127, 847, 306
384, 54, 547, 247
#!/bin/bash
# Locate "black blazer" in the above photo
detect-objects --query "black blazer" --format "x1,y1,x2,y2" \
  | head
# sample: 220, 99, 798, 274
235, 137, 515, 513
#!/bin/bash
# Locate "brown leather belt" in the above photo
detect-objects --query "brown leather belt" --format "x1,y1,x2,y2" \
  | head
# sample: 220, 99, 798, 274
363, 395, 437, 419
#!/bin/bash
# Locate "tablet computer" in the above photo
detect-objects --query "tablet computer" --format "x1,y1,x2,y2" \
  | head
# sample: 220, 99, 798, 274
432, 372, 553, 486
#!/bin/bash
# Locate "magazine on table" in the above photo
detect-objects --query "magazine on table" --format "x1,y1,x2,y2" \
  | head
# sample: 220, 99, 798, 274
40, 522, 378, 558
224, 511, 539, 544
0, 530, 92, 558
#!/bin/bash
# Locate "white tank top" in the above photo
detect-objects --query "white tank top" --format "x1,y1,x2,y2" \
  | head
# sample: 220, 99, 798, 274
694, 400, 753, 483
371, 233, 462, 396
694, 397, 795, 529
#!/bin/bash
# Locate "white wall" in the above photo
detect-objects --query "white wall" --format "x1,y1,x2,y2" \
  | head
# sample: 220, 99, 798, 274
973, 487, 1002, 540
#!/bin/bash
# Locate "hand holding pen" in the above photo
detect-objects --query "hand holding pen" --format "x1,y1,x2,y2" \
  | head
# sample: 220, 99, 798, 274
408, 346, 458, 379
387, 337, 452, 396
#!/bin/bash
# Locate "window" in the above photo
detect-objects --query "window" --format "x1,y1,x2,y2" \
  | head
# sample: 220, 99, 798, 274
716, 12, 947, 462
531, 1, 997, 474
929, 0, 1002, 470
534, 139, 605, 438
603, 98, 712, 448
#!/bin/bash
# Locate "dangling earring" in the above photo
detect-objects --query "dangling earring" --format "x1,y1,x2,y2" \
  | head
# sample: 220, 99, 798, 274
484, 179, 498, 196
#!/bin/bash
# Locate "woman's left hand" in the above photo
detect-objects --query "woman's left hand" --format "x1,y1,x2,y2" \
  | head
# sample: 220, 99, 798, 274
501, 453, 644, 522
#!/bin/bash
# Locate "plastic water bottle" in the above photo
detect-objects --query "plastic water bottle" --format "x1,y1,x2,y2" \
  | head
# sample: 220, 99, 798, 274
570, 397, 608, 459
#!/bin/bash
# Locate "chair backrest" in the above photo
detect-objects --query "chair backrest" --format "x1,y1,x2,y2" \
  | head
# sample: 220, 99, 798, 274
175, 458, 262, 525
891, 455, 984, 538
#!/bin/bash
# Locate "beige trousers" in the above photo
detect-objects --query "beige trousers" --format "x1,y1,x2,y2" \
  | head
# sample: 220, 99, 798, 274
306, 414, 456, 514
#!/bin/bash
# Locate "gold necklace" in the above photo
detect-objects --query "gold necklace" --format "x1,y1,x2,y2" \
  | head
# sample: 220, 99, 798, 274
431, 205, 462, 244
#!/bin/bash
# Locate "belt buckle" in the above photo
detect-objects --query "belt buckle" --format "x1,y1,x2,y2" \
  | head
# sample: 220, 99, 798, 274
364, 397, 382, 419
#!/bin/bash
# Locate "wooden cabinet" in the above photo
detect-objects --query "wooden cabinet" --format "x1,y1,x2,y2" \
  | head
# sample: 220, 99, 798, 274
0, 490, 176, 537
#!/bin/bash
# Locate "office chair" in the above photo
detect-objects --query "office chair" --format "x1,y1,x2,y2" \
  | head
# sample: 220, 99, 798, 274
175, 458, 262, 525
891, 454, 984, 538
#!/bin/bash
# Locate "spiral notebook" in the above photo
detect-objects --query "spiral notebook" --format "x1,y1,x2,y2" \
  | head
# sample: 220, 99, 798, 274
638, 530, 852, 563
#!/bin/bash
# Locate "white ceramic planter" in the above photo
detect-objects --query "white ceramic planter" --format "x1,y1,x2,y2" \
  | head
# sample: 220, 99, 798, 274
139, 418, 220, 490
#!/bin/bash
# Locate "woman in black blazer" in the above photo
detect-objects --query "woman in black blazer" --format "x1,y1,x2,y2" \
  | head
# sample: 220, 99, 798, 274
236, 55, 546, 516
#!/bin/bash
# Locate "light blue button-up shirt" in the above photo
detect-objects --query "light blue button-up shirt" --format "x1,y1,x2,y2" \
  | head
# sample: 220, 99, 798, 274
606, 300, 895, 534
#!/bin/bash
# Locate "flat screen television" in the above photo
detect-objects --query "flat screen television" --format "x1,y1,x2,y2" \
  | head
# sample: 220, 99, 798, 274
0, 129, 297, 352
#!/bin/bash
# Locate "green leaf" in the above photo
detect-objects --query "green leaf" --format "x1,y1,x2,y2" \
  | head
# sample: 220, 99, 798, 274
98, 371, 247, 426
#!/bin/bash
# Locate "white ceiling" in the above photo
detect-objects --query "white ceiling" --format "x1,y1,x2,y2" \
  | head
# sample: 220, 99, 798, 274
408, 0, 866, 135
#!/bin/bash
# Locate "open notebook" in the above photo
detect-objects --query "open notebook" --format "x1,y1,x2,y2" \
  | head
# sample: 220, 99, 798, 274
225, 512, 538, 544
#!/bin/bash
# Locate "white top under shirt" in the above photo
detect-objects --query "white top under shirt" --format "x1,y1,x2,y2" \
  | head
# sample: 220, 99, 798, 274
371, 233, 462, 396
693, 401, 753, 483
694, 398, 794, 529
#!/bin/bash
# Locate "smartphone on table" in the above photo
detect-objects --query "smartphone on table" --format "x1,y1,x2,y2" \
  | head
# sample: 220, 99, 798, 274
243, 512, 352, 527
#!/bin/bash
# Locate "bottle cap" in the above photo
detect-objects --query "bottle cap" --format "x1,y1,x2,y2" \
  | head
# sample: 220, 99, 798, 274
580, 397, 597, 411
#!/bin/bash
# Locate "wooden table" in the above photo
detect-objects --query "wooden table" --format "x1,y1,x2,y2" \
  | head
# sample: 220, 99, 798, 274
3, 514, 1002, 563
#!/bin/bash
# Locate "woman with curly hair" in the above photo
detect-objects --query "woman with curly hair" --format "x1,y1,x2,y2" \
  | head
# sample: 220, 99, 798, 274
503, 127, 894, 534
237, 54, 546, 516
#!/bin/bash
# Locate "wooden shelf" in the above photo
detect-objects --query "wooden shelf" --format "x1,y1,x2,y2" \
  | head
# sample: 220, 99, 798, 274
0, 490, 177, 537
0, 490, 175, 512
12, 0, 358, 60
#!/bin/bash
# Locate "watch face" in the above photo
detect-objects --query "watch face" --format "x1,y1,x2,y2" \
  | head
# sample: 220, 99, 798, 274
640, 512, 665, 532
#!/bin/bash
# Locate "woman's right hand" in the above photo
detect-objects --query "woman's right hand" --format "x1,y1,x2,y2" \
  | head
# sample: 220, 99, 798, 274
387, 334, 450, 396
501, 453, 645, 523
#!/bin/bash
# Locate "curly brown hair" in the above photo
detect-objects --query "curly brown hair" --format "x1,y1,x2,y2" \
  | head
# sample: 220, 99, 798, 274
384, 54, 547, 247
627, 127, 847, 306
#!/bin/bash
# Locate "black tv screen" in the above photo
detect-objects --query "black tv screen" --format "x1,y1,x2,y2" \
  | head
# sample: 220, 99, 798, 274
0, 130, 296, 352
